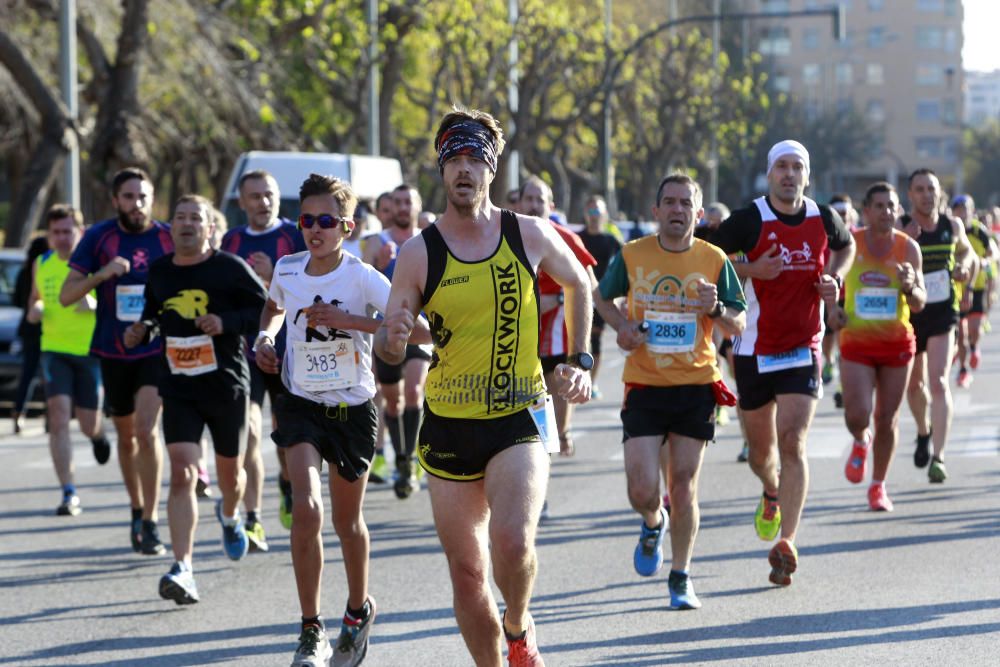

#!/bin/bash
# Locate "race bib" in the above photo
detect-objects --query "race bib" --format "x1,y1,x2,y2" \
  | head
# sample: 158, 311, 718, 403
115, 284, 145, 322
924, 269, 950, 304
165, 335, 218, 376
529, 394, 559, 454
757, 346, 813, 374
293, 338, 359, 391
644, 311, 698, 354
855, 287, 898, 321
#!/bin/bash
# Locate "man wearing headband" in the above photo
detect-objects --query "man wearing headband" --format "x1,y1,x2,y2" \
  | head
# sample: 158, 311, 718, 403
710, 139, 855, 587
899, 171, 975, 484
375, 106, 593, 666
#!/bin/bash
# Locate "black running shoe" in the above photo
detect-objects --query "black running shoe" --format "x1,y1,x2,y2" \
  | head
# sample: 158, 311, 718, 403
130, 514, 143, 553
914, 432, 931, 468
90, 435, 111, 465
141, 519, 166, 556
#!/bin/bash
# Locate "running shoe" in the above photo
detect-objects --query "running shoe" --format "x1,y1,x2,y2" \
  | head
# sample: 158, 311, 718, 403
844, 434, 870, 484
196, 467, 213, 498
130, 511, 143, 552
504, 611, 544, 667
957, 368, 973, 388
754, 493, 781, 541
56, 494, 81, 516
216, 501, 249, 560
868, 484, 894, 512
834, 391, 843, 409
970, 347, 981, 370
768, 538, 798, 586
914, 432, 931, 468
159, 562, 199, 605
291, 625, 332, 667
368, 453, 388, 484
715, 405, 730, 426
393, 460, 419, 499
737, 442, 750, 463
279, 481, 294, 530
667, 570, 702, 610
821, 362, 834, 385
332, 597, 376, 667
140, 519, 166, 556
929, 457, 948, 483
633, 507, 667, 577
245, 519, 270, 553
90, 435, 111, 465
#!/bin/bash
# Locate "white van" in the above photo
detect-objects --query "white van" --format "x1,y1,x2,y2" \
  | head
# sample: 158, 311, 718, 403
219, 151, 404, 227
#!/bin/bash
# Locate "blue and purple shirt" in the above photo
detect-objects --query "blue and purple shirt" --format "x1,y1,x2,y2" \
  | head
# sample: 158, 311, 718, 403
68, 218, 173, 359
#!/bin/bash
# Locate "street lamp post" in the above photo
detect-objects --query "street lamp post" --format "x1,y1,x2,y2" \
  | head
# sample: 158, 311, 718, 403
59, 0, 79, 208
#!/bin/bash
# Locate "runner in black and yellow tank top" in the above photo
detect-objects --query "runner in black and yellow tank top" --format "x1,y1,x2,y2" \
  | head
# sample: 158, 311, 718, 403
373, 106, 593, 665
898, 169, 976, 484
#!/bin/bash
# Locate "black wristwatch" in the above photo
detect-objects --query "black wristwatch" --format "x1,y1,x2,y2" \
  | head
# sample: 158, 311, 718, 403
566, 352, 595, 371
708, 301, 724, 319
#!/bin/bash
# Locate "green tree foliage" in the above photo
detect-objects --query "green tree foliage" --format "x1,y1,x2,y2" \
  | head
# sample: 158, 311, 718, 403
963, 122, 1000, 207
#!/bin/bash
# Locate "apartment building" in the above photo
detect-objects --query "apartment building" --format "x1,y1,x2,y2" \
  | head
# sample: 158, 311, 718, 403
965, 70, 1000, 128
746, 0, 964, 196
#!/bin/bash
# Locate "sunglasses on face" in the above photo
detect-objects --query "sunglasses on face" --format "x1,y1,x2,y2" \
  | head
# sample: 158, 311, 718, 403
298, 214, 352, 230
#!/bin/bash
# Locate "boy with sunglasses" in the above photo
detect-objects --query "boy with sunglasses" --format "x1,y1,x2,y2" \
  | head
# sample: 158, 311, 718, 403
255, 173, 428, 667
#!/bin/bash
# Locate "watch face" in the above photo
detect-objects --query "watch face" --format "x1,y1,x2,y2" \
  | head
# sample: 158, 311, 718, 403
573, 352, 595, 371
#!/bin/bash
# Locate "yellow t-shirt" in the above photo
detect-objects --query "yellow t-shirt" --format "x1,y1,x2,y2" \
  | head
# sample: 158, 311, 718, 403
35, 251, 96, 356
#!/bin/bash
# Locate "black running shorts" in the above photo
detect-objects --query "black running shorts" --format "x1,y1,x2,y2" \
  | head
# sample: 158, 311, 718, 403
99, 356, 162, 417
620, 384, 716, 443
163, 393, 248, 459
417, 405, 542, 482
271, 393, 378, 482
734, 349, 821, 411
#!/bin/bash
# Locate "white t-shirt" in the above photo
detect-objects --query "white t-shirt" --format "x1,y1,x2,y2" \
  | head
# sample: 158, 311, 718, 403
269, 250, 391, 406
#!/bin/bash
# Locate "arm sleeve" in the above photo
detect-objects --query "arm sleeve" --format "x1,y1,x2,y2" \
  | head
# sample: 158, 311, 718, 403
68, 227, 99, 275
220, 256, 269, 336
708, 208, 758, 255
716, 257, 746, 311
821, 206, 853, 251
268, 259, 286, 309
598, 250, 629, 300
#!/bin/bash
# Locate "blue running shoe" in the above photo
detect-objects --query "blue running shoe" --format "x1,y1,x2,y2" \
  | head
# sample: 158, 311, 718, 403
159, 562, 199, 605
216, 500, 249, 561
633, 507, 667, 577
668, 570, 702, 610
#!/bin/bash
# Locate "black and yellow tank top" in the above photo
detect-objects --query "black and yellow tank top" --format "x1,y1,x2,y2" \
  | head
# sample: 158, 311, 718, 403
901, 213, 958, 320
422, 210, 546, 419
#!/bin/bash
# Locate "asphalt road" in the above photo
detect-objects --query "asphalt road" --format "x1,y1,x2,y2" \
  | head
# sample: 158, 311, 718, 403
1, 328, 999, 666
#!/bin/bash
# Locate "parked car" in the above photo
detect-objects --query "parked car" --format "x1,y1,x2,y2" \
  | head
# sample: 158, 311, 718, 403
0, 248, 27, 396
219, 151, 404, 229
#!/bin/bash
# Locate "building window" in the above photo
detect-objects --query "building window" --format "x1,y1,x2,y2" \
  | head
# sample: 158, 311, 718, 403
762, 0, 790, 11
836, 98, 852, 114
803, 64, 821, 85
943, 138, 959, 161
944, 29, 957, 53
868, 0, 884, 10
867, 27, 885, 48
867, 100, 885, 123
803, 28, 820, 50
916, 65, 944, 85
942, 99, 957, 124
804, 99, 821, 121
773, 75, 791, 93
916, 100, 941, 121
916, 26, 943, 49
916, 137, 941, 158
867, 63, 884, 85
759, 27, 791, 56
835, 63, 853, 85
917, 0, 942, 10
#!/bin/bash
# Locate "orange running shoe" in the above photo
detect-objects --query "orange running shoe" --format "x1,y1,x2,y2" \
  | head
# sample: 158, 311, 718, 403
768, 538, 798, 586
868, 483, 894, 512
505, 612, 544, 667
844, 433, 870, 484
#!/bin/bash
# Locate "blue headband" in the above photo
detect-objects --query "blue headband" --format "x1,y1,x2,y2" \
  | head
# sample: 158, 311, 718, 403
436, 120, 499, 173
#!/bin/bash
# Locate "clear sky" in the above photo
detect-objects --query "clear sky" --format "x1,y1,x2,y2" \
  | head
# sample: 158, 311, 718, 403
964, 0, 999, 72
